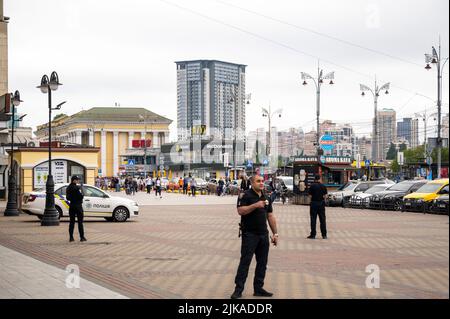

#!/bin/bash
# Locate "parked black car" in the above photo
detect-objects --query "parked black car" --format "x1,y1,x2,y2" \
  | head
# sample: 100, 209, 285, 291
429, 194, 449, 214
369, 180, 427, 211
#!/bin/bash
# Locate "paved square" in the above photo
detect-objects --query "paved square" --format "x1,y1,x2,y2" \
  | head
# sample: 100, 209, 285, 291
0, 194, 448, 299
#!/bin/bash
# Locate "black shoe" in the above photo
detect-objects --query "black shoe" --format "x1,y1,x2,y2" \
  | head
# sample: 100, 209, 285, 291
306, 235, 316, 239
230, 290, 242, 299
254, 289, 273, 297
69, 237, 75, 242
322, 235, 327, 239
80, 237, 87, 242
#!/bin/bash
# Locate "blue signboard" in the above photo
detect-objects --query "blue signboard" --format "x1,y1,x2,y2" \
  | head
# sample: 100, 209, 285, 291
128, 159, 135, 166
247, 160, 253, 168
263, 159, 269, 165
365, 160, 371, 167
319, 135, 335, 151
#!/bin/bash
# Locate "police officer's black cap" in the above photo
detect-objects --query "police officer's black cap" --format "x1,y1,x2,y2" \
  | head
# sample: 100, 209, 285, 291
71, 175, 80, 182
314, 174, 321, 181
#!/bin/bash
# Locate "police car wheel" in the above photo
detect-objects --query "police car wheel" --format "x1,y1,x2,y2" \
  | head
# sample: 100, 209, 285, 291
113, 207, 129, 222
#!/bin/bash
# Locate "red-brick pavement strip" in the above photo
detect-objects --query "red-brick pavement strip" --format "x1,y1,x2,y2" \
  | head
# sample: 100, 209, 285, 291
0, 204, 448, 299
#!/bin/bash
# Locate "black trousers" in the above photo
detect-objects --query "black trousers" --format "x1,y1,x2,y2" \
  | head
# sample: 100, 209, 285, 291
234, 232, 269, 293
69, 205, 84, 238
155, 186, 162, 196
310, 201, 327, 237
191, 186, 196, 196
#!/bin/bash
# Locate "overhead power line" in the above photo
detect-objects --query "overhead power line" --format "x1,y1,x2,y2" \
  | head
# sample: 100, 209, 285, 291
159, 0, 437, 100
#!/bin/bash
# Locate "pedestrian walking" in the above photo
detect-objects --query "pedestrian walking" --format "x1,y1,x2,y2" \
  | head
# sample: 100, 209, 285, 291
66, 175, 86, 242
183, 175, 189, 195
155, 177, 162, 198
132, 178, 138, 195
218, 177, 225, 196
231, 175, 279, 299
178, 177, 183, 192
239, 175, 250, 197
190, 177, 197, 197
146, 176, 152, 194
307, 175, 328, 239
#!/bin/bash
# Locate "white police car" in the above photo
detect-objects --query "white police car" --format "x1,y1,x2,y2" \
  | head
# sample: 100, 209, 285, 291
22, 184, 139, 222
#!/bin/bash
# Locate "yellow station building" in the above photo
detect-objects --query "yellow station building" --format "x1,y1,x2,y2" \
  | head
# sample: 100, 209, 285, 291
34, 107, 172, 178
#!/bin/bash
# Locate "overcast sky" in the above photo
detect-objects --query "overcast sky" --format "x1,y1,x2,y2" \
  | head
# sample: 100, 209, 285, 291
5, 0, 449, 141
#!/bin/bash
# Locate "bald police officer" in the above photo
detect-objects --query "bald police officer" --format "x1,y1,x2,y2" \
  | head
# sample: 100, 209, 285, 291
231, 175, 279, 299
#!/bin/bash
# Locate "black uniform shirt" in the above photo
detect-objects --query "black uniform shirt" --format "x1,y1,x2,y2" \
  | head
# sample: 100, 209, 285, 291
308, 182, 328, 202
237, 189, 273, 235
66, 183, 84, 206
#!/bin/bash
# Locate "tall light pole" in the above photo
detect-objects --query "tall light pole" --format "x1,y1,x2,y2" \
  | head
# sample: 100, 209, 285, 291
425, 38, 448, 178
301, 64, 335, 158
37, 71, 62, 226
415, 108, 437, 178
228, 84, 250, 180
261, 105, 282, 159
4, 91, 24, 216
359, 79, 390, 162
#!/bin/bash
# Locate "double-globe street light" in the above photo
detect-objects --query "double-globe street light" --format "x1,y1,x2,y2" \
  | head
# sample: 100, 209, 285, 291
37, 71, 63, 226
227, 85, 251, 179
261, 105, 282, 159
359, 79, 390, 163
3, 91, 24, 216
425, 40, 448, 178
301, 66, 335, 158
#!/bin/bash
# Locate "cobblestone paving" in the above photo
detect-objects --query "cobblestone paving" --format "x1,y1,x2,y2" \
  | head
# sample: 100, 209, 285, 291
0, 200, 448, 299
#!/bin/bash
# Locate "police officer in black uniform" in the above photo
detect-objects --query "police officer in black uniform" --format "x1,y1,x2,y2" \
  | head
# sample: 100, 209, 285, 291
307, 174, 328, 239
66, 175, 86, 242
231, 175, 279, 299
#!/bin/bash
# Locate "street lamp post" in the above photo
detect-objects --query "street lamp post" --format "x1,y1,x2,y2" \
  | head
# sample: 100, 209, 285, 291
228, 85, 250, 180
359, 78, 390, 163
415, 108, 437, 178
261, 105, 282, 165
4, 91, 23, 216
301, 64, 335, 158
37, 71, 63, 226
425, 39, 449, 178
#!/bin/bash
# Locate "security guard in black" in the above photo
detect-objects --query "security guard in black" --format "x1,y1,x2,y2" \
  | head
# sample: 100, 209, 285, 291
238, 189, 272, 234
231, 175, 278, 299
307, 175, 328, 239
66, 175, 86, 242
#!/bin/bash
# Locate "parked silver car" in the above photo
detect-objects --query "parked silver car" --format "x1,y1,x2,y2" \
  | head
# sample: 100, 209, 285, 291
327, 180, 394, 207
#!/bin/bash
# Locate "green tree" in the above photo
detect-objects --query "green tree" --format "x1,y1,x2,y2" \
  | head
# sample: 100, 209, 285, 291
386, 143, 397, 160
53, 113, 67, 121
404, 145, 426, 164
399, 143, 407, 152
390, 159, 400, 173
432, 147, 449, 163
